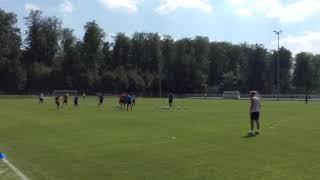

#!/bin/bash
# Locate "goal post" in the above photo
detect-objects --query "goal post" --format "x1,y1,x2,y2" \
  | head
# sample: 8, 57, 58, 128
223, 91, 240, 99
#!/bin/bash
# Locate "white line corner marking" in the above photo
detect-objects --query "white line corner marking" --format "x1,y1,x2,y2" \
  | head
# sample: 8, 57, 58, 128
1, 158, 30, 180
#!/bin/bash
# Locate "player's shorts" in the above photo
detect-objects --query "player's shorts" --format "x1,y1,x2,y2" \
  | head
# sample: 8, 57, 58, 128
169, 100, 173, 103
250, 112, 260, 121
127, 100, 132, 105
55, 101, 60, 106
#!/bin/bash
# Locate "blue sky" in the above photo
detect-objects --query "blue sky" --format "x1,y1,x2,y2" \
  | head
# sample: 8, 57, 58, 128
1, 0, 320, 54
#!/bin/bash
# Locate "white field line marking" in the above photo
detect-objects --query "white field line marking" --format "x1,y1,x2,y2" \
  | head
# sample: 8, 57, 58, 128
1, 159, 30, 180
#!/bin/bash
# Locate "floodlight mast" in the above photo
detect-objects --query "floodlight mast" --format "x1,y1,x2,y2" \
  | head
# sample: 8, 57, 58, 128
273, 30, 282, 101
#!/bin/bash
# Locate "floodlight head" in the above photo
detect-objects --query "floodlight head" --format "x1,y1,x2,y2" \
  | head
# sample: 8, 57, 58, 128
273, 30, 283, 34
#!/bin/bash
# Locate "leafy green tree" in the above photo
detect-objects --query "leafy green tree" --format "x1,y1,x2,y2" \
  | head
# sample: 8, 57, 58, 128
294, 52, 313, 93
113, 66, 129, 91
247, 44, 268, 92
101, 42, 112, 70
208, 42, 232, 91
271, 47, 293, 93
61, 28, 79, 89
221, 71, 239, 91
130, 32, 145, 70
160, 35, 175, 92
24, 10, 62, 66
312, 55, 320, 94
144, 33, 162, 93
23, 10, 62, 90
9, 9, 320, 95
0, 9, 26, 91
80, 21, 105, 90
173, 38, 194, 93
112, 33, 131, 68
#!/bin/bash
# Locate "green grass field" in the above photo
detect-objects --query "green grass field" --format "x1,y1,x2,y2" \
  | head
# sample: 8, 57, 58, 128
1, 96, 320, 180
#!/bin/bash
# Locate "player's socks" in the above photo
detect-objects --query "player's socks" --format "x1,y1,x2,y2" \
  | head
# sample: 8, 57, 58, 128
248, 130, 254, 135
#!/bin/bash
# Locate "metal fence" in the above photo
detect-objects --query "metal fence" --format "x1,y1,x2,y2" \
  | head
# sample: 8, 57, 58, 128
179, 93, 320, 101
1, 91, 320, 101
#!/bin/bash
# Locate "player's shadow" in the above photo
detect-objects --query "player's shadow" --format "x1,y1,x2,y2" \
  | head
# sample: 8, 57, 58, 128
114, 106, 126, 111
242, 134, 257, 139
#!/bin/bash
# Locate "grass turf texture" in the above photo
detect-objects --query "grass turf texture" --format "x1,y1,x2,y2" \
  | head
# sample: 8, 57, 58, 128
0, 96, 320, 180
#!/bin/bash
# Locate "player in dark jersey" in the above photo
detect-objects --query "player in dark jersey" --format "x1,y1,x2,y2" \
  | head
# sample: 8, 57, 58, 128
63, 93, 68, 106
168, 93, 174, 108
55, 96, 61, 110
119, 93, 125, 108
126, 94, 132, 111
98, 94, 104, 106
132, 94, 136, 107
74, 95, 79, 108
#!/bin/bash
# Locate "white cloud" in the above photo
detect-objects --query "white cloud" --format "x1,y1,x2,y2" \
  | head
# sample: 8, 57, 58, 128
156, 0, 213, 14
273, 31, 320, 54
229, 0, 320, 23
229, 0, 247, 6
60, 0, 75, 14
98, 0, 143, 12
25, 3, 40, 12
235, 8, 252, 16
267, 0, 320, 23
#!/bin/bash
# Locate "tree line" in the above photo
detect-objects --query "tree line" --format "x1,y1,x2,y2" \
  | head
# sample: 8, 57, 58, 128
1, 9, 320, 95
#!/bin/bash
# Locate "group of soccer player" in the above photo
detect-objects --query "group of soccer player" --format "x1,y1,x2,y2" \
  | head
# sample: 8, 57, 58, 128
52, 93, 104, 110
53, 93, 78, 110
39, 92, 137, 111
119, 93, 136, 111
39, 90, 261, 136
40, 91, 173, 111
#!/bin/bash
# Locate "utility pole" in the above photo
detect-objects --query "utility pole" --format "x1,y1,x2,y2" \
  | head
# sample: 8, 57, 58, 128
273, 30, 282, 101
159, 73, 162, 98
159, 53, 162, 98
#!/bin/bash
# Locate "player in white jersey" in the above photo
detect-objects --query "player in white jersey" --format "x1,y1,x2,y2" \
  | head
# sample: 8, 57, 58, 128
39, 93, 44, 104
249, 91, 261, 136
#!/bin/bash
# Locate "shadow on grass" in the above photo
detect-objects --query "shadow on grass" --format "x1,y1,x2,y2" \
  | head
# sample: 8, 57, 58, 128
242, 134, 258, 139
